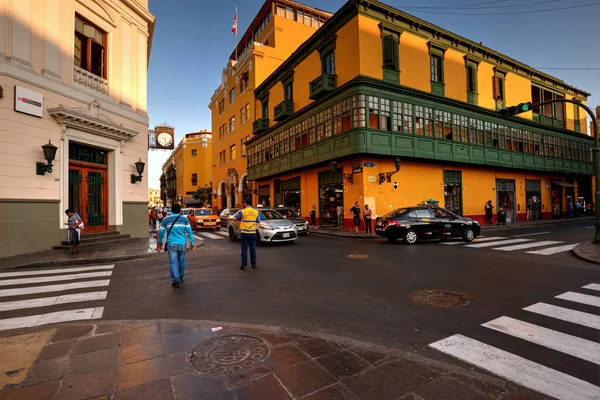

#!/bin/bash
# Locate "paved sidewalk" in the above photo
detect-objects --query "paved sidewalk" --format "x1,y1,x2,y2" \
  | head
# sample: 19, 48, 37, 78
0, 320, 536, 400
572, 242, 600, 265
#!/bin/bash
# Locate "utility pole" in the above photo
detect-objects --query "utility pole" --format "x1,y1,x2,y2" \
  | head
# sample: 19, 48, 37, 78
500, 100, 599, 243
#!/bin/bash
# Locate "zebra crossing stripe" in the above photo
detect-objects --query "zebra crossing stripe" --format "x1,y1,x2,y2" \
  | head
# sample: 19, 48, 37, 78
555, 291, 600, 307
524, 302, 600, 330
215, 230, 229, 236
513, 231, 550, 237
195, 232, 223, 240
441, 236, 506, 245
0, 307, 104, 331
465, 238, 533, 248
492, 240, 563, 252
0, 280, 110, 298
582, 283, 600, 292
525, 243, 578, 255
482, 316, 600, 365
0, 265, 114, 278
0, 291, 108, 312
0, 271, 113, 287
429, 334, 600, 400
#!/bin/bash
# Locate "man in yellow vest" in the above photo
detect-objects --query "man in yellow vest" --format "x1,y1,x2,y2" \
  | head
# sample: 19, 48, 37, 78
234, 198, 261, 270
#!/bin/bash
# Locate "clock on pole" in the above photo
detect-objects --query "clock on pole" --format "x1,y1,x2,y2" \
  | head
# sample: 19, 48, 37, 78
149, 123, 175, 150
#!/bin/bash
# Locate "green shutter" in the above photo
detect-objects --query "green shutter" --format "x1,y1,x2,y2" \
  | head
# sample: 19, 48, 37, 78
444, 170, 461, 183
383, 35, 398, 70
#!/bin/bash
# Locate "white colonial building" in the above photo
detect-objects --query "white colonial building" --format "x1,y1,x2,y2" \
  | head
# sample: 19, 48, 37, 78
0, 0, 155, 257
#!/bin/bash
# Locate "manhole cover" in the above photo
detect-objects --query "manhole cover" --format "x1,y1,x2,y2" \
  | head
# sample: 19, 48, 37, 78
411, 289, 471, 308
188, 335, 271, 375
347, 254, 369, 259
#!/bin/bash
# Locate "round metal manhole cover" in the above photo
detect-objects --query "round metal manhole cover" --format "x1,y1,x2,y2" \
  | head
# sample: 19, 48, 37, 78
188, 335, 271, 375
411, 289, 471, 308
347, 254, 369, 259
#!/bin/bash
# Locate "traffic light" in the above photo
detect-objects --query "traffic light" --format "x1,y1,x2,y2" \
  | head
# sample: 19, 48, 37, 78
499, 102, 533, 117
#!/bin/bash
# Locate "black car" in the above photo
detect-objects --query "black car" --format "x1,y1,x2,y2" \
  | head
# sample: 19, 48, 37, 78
273, 207, 309, 235
375, 206, 481, 244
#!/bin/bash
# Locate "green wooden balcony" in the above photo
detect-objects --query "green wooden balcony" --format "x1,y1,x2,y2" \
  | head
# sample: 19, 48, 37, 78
309, 73, 337, 100
252, 118, 270, 135
273, 101, 294, 122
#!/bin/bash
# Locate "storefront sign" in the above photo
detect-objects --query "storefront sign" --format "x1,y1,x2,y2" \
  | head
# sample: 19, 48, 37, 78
368, 176, 376, 183
364, 162, 376, 167
14, 86, 43, 118
352, 164, 363, 173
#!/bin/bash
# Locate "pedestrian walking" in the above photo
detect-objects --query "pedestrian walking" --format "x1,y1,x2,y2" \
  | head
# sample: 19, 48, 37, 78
64, 209, 83, 254
234, 198, 260, 271
157, 203, 194, 288
336, 204, 344, 229
364, 204, 373, 234
485, 200, 494, 224
150, 207, 157, 229
310, 204, 317, 229
350, 201, 361, 234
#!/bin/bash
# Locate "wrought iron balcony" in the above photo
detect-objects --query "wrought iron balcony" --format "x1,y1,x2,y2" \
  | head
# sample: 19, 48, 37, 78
273, 101, 294, 122
253, 118, 270, 135
309, 73, 337, 100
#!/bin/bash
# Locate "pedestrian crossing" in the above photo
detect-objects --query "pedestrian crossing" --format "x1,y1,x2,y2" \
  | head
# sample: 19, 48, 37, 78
0, 264, 113, 331
429, 283, 600, 400
441, 235, 579, 256
194, 230, 229, 241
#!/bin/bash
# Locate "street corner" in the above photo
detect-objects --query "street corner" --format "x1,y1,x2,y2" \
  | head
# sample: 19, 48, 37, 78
572, 242, 600, 265
0, 329, 54, 390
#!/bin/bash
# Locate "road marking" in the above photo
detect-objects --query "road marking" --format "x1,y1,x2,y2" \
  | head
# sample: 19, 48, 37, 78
0, 271, 113, 287
523, 302, 600, 330
0, 265, 114, 278
513, 231, 550, 237
0, 280, 110, 298
0, 291, 108, 312
0, 307, 104, 331
465, 238, 533, 248
586, 226, 594, 228
195, 232, 223, 240
582, 283, 600, 292
441, 236, 506, 245
215, 230, 229, 236
525, 243, 579, 255
555, 291, 600, 308
429, 334, 600, 400
482, 316, 600, 365
493, 241, 563, 252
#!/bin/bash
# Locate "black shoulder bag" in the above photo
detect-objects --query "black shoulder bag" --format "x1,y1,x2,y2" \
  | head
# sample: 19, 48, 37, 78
164, 215, 181, 251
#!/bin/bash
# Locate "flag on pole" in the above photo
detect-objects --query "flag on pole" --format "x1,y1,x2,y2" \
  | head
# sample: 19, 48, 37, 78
232, 9, 238, 35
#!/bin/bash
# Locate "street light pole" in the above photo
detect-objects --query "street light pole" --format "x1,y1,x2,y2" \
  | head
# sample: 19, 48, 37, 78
501, 99, 599, 243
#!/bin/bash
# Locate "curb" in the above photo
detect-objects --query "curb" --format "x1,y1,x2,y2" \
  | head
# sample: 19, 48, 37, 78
310, 231, 381, 239
572, 243, 600, 265
2, 318, 508, 391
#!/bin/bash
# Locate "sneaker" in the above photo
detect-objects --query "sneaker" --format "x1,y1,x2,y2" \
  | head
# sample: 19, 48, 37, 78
240, 265, 247, 271
172, 281, 180, 288
252, 264, 257, 270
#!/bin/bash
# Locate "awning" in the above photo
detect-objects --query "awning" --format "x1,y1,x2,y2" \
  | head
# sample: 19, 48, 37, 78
551, 181, 575, 188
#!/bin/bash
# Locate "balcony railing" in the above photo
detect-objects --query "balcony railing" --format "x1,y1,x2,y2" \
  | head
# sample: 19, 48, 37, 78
273, 101, 294, 121
309, 73, 337, 100
73, 65, 108, 94
253, 118, 270, 135
533, 114, 565, 129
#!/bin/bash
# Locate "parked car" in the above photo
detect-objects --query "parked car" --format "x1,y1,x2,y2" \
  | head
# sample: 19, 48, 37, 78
188, 208, 221, 230
227, 208, 298, 244
219, 208, 240, 227
375, 206, 480, 244
273, 207, 309, 235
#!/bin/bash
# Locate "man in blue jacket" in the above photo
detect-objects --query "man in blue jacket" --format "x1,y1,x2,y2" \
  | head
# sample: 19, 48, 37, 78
157, 203, 195, 288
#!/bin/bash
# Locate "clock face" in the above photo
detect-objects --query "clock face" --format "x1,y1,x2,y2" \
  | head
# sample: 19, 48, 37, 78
157, 132, 173, 147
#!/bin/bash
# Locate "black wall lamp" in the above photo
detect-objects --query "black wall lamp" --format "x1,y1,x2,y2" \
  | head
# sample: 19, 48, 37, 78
330, 161, 353, 184
36, 139, 58, 175
131, 158, 146, 183
378, 157, 401, 184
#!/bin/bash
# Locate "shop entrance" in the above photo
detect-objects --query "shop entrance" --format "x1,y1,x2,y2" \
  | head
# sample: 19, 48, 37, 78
318, 170, 343, 228
68, 143, 109, 234
525, 179, 542, 221
496, 179, 516, 223
443, 170, 462, 215
282, 177, 301, 211
258, 185, 270, 207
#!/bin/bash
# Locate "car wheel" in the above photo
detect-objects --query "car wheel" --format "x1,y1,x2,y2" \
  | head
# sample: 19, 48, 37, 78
228, 227, 236, 241
403, 229, 418, 245
463, 228, 475, 242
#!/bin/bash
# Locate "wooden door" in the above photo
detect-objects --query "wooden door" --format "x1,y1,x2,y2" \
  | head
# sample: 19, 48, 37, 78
69, 165, 108, 234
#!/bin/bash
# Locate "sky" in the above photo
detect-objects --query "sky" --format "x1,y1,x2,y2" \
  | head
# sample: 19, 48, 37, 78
146, 0, 600, 189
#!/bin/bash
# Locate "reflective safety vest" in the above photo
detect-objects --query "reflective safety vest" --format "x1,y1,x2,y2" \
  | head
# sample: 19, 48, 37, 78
240, 207, 259, 234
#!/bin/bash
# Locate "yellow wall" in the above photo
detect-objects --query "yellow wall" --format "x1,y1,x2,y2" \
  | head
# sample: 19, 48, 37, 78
293, 51, 321, 111
444, 48, 467, 103
357, 15, 382, 81
505, 72, 533, 120
477, 61, 496, 110
399, 32, 430, 92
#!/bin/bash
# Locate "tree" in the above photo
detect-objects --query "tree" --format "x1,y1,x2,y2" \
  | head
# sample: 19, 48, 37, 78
192, 182, 212, 206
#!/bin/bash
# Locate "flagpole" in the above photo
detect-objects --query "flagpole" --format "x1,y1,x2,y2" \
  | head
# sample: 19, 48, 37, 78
235, 6, 238, 61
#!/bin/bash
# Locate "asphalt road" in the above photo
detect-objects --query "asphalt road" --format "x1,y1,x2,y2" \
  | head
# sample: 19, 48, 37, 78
2, 219, 598, 395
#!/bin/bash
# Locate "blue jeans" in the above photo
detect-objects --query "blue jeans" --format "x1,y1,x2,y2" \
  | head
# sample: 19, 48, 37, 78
167, 243, 187, 282
240, 233, 257, 267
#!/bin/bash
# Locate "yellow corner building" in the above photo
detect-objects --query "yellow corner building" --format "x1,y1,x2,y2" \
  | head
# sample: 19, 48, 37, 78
242, 0, 594, 227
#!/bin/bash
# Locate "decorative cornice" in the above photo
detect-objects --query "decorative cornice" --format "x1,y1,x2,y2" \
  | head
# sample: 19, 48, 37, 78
48, 100, 138, 141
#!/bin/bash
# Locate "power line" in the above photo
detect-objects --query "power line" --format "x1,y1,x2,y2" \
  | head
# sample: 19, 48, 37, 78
534, 67, 600, 71
403, 0, 562, 10
398, 0, 508, 9
403, 1, 600, 15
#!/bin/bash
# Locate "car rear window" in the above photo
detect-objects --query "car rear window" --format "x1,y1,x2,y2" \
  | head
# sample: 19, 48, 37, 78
383, 208, 410, 218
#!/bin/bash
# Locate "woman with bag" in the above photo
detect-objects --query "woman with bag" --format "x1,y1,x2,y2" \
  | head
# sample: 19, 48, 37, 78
64, 209, 83, 254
